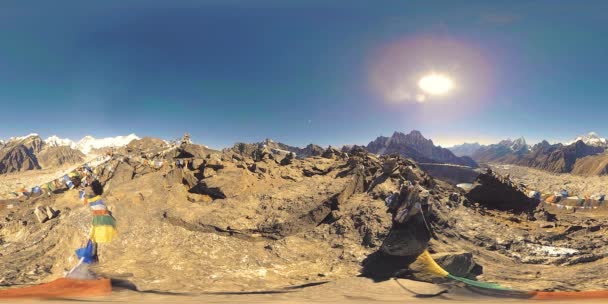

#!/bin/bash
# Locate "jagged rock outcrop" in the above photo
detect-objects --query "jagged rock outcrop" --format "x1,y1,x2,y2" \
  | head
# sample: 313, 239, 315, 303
123, 137, 169, 157
465, 170, 539, 213
174, 143, 216, 159
231, 140, 324, 160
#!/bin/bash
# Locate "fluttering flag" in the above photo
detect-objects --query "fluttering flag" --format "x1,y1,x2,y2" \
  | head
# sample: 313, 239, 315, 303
75, 240, 98, 264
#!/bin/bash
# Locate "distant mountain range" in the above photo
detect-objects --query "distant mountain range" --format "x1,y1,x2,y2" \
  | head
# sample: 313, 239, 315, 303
567, 132, 608, 147
448, 132, 608, 174
448, 142, 482, 157
366, 130, 479, 167
43, 134, 140, 154
0, 134, 140, 174
4, 131, 608, 176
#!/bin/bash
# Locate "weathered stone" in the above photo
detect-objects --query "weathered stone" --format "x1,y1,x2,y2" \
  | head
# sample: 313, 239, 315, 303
182, 170, 199, 188
164, 168, 184, 185
280, 153, 295, 166
191, 159, 205, 170
34, 206, 49, 223
203, 167, 217, 178
45, 206, 58, 220
466, 171, 539, 213
205, 157, 224, 170
431, 252, 478, 278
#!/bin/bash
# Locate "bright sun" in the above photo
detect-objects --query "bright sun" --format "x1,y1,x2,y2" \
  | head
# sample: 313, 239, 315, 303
418, 73, 454, 95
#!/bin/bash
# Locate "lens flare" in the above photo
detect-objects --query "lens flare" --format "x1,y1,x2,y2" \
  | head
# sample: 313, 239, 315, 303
418, 73, 454, 95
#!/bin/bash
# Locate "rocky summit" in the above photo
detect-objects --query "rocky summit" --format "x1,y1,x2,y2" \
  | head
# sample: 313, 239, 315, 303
1, 138, 607, 295
367, 131, 478, 168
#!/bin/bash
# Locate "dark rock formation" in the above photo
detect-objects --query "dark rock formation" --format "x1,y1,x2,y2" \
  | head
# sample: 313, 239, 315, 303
465, 171, 539, 213
0, 144, 40, 174
367, 131, 478, 168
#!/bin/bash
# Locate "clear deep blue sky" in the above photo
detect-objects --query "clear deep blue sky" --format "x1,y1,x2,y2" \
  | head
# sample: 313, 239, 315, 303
1, 0, 607, 148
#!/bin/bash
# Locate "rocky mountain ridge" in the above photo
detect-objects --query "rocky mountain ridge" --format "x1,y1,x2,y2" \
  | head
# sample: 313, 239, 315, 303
472, 139, 605, 174
366, 131, 478, 167
0, 135, 84, 174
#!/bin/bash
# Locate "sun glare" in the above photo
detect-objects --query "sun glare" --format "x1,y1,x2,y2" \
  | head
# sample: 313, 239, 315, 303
418, 73, 454, 95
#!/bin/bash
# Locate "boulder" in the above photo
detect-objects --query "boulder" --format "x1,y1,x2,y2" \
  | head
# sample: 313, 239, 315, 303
191, 159, 205, 170
182, 170, 199, 188
321, 147, 341, 159
175, 143, 209, 159
431, 252, 479, 278
34, 206, 49, 223
203, 167, 217, 178
45, 206, 58, 220
381, 185, 433, 257
466, 171, 539, 213
164, 168, 184, 185
249, 163, 268, 174
280, 153, 295, 166
205, 157, 224, 170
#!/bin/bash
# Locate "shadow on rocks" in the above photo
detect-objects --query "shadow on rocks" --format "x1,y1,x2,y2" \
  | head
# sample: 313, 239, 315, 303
359, 251, 417, 282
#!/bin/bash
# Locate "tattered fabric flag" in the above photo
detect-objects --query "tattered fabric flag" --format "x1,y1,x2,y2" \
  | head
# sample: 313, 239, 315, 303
75, 240, 98, 264
31, 186, 41, 194
63, 175, 74, 189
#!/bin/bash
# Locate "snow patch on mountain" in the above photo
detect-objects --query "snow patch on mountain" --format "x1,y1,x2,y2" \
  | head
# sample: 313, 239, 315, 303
568, 132, 608, 147
75, 134, 140, 154
8, 133, 39, 142
44, 136, 77, 148
510, 137, 529, 152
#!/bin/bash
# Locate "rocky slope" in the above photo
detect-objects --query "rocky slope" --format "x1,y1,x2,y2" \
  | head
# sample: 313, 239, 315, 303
37, 146, 85, 168
0, 144, 41, 174
571, 153, 608, 176
0, 135, 44, 174
1, 141, 606, 294
366, 131, 478, 167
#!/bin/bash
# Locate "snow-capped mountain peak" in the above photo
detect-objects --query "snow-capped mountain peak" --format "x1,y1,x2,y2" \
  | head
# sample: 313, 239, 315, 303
8, 133, 40, 142
569, 132, 607, 147
44, 135, 76, 148
510, 137, 529, 152
11, 133, 142, 154
75, 134, 140, 154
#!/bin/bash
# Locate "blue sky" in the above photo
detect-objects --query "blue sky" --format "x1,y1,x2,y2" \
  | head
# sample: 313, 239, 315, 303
1, 0, 607, 148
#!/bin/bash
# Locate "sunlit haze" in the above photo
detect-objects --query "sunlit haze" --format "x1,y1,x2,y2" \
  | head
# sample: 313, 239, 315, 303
418, 73, 454, 96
